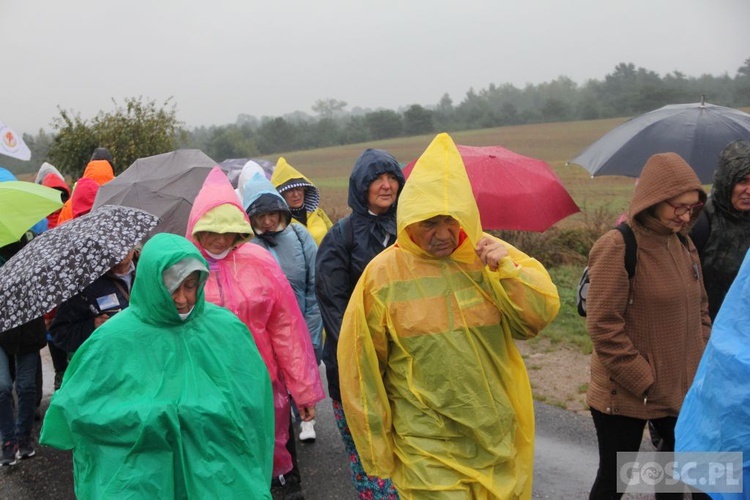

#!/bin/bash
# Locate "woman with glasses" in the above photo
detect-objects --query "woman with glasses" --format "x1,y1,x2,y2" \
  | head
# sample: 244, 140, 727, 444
585, 153, 711, 499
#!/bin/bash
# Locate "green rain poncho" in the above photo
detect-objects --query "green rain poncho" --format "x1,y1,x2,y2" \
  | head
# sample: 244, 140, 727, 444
339, 133, 560, 499
40, 233, 274, 499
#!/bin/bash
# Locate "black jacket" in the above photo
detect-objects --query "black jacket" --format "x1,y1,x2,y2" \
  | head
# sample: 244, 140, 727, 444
50, 272, 133, 353
315, 149, 404, 402
0, 233, 47, 354
691, 141, 750, 320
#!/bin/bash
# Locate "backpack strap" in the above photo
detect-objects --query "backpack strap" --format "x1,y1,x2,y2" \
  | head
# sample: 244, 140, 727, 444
690, 210, 710, 260
614, 222, 637, 278
339, 215, 355, 252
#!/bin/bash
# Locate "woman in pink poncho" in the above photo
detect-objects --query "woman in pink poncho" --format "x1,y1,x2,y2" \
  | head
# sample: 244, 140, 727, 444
186, 167, 325, 498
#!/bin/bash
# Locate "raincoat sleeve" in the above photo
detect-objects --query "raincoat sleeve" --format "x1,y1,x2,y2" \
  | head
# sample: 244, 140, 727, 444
264, 260, 325, 408
587, 230, 654, 397
337, 266, 395, 478
486, 235, 560, 340
315, 224, 350, 345
314, 207, 333, 230
299, 227, 323, 362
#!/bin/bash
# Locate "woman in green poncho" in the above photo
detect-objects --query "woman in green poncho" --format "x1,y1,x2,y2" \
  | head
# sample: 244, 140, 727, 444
40, 233, 275, 499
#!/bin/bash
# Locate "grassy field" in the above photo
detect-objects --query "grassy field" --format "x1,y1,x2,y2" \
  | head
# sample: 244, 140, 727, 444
273, 116, 655, 352
279, 116, 639, 223
272, 109, 750, 353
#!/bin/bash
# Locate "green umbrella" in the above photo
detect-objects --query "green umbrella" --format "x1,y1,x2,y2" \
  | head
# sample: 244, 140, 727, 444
0, 181, 63, 247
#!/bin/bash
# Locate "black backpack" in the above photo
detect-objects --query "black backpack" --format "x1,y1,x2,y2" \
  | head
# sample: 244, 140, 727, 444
577, 223, 637, 317
577, 222, 691, 317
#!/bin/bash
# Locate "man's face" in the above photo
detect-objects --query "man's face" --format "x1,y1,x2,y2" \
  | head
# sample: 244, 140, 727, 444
366, 173, 400, 215
282, 187, 305, 209
731, 174, 750, 212
171, 271, 199, 314
406, 215, 461, 257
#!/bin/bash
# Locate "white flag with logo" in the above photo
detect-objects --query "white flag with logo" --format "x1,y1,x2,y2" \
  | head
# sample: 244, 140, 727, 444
0, 121, 31, 161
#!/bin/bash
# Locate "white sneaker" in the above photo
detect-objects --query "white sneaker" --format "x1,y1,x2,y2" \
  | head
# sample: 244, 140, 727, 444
299, 420, 316, 442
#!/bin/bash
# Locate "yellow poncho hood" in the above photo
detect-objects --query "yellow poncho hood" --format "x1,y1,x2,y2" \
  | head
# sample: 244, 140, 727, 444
271, 157, 332, 245
397, 133, 482, 264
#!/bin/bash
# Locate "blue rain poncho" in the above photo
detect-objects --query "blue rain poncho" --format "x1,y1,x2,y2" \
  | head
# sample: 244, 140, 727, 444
338, 133, 560, 498
40, 233, 274, 499
675, 248, 750, 499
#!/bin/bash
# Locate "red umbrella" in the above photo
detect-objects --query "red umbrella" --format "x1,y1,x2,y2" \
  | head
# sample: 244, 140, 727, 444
403, 144, 580, 232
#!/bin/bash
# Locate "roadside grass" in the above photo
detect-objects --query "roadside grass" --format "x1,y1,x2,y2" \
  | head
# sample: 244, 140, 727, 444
535, 264, 592, 354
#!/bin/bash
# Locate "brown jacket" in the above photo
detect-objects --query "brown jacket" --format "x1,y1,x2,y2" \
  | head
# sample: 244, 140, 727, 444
586, 153, 711, 419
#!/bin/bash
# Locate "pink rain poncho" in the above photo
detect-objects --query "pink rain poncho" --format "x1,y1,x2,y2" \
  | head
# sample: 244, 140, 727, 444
187, 167, 325, 476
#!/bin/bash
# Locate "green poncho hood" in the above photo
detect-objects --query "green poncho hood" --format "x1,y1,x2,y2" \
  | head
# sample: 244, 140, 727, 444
40, 233, 274, 499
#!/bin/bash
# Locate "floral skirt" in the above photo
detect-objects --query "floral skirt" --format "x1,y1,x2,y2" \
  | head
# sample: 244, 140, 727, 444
331, 400, 399, 499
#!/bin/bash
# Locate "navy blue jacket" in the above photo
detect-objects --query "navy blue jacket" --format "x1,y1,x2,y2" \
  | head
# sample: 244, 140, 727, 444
315, 149, 404, 402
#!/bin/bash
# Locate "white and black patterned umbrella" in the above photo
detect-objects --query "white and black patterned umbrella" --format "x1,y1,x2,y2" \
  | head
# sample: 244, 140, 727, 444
0, 205, 159, 332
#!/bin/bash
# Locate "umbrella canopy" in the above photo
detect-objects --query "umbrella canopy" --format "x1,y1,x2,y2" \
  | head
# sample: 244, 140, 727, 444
0, 181, 63, 247
403, 144, 580, 232
92, 149, 224, 235
569, 101, 750, 183
0, 205, 158, 332
219, 157, 275, 187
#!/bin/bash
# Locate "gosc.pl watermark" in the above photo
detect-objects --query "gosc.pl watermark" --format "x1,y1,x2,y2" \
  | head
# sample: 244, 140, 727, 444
617, 451, 743, 494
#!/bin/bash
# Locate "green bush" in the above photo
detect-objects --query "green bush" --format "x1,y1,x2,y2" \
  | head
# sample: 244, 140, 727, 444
489, 206, 624, 354
489, 204, 618, 269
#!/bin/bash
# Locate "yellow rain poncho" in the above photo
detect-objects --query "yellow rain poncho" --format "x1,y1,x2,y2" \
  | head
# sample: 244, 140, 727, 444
271, 157, 332, 245
339, 133, 560, 499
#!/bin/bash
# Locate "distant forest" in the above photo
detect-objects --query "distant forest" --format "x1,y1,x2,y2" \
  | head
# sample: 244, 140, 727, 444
187, 59, 750, 160
7, 59, 750, 174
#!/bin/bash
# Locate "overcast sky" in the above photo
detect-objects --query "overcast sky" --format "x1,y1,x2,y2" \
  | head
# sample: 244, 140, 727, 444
3, 0, 749, 135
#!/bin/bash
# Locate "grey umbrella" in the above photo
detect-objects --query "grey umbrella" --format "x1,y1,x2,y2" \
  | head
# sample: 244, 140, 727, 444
0, 205, 158, 332
569, 99, 750, 183
92, 149, 226, 235
219, 157, 275, 187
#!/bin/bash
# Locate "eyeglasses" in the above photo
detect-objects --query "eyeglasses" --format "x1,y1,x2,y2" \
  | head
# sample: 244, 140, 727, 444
665, 200, 704, 216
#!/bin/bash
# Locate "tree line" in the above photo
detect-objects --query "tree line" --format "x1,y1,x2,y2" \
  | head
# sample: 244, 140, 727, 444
7, 59, 750, 178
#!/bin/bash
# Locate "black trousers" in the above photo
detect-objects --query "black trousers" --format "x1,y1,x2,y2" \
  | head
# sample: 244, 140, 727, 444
589, 408, 709, 500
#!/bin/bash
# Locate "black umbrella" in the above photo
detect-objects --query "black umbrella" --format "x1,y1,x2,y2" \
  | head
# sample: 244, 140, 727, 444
92, 149, 227, 236
0, 205, 159, 332
569, 99, 750, 183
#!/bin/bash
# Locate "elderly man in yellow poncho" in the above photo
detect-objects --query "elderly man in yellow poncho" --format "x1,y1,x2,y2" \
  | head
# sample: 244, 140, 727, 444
338, 133, 560, 499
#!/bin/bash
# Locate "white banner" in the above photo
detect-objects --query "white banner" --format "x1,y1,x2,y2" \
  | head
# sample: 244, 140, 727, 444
0, 120, 31, 161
